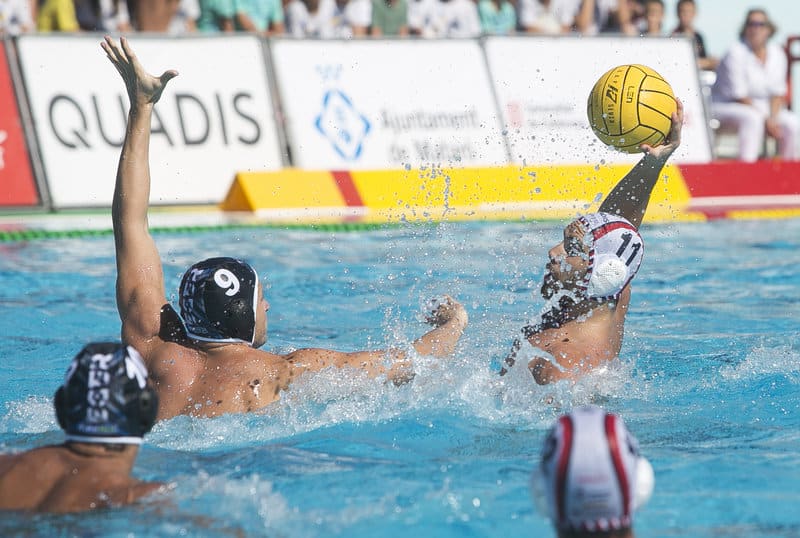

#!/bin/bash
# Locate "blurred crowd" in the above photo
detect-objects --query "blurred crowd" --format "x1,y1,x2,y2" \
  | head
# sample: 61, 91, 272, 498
1, 0, 796, 162
0, 0, 730, 41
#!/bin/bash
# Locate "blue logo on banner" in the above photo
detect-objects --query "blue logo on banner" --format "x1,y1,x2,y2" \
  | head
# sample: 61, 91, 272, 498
314, 90, 371, 160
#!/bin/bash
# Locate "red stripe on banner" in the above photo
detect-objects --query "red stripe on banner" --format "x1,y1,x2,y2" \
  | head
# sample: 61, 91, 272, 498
679, 161, 800, 197
331, 170, 364, 207
0, 41, 38, 207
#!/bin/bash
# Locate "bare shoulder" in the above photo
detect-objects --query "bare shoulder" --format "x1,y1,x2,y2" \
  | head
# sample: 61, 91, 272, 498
147, 341, 202, 383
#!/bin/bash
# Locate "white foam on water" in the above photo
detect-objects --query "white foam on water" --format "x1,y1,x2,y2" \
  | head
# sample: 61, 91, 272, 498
719, 344, 800, 382
0, 396, 57, 434
171, 472, 290, 531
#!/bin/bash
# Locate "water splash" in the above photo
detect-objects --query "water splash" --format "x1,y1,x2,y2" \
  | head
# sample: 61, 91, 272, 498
720, 345, 799, 382
0, 396, 56, 434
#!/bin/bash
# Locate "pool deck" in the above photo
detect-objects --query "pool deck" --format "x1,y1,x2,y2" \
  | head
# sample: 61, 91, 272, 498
2, 160, 799, 240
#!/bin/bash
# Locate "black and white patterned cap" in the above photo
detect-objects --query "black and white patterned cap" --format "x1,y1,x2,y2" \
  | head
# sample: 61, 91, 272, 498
55, 343, 158, 445
178, 257, 259, 345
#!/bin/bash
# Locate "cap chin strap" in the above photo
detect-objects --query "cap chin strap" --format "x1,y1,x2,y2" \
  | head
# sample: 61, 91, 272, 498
65, 434, 144, 446
587, 256, 628, 298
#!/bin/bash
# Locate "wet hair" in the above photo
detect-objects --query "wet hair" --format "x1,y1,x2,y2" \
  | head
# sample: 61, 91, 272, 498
54, 343, 158, 445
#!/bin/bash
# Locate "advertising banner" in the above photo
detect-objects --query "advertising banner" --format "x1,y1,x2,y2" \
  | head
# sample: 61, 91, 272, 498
16, 35, 284, 208
483, 36, 714, 164
0, 40, 39, 207
270, 39, 509, 170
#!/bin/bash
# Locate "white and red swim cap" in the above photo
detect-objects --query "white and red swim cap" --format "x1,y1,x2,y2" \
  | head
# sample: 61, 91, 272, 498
577, 213, 644, 299
531, 405, 654, 533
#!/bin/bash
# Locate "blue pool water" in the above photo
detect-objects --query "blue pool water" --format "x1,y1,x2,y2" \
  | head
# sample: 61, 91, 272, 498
1, 218, 799, 537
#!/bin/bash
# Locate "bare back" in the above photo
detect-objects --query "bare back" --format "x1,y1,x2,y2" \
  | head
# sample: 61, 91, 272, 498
526, 286, 631, 384
0, 446, 160, 513
147, 341, 295, 419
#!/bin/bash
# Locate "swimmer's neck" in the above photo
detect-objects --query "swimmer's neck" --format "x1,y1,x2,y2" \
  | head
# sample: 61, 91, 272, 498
192, 341, 260, 358
63, 442, 139, 467
547, 295, 614, 324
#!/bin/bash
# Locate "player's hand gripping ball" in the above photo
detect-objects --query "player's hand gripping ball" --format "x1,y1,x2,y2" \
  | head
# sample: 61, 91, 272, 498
587, 64, 676, 153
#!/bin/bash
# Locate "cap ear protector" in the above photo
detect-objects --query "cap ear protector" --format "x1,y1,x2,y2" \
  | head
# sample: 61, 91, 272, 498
586, 255, 629, 298
578, 213, 644, 300
54, 343, 159, 444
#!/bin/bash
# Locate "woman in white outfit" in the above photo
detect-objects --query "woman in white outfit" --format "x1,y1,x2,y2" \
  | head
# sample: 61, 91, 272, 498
711, 8, 799, 162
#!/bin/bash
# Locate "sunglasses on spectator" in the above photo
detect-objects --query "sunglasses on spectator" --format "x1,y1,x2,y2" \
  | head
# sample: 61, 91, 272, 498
746, 20, 768, 27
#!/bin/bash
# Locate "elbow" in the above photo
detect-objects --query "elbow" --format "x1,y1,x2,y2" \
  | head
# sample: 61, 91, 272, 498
528, 357, 563, 385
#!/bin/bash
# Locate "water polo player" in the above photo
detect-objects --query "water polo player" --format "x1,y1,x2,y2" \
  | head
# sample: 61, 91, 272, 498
0, 343, 163, 513
531, 405, 654, 537
103, 36, 468, 420
500, 99, 683, 384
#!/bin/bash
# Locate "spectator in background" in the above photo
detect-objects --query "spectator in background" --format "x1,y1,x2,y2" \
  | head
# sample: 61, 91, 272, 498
436, 0, 480, 37
531, 406, 654, 537
478, 0, 515, 35
670, 0, 717, 71
168, 0, 200, 33
0, 0, 35, 35
285, 0, 336, 37
638, 0, 661, 36
518, 0, 579, 35
407, 0, 442, 38
331, 0, 371, 37
128, 0, 178, 31
575, 0, 636, 36
235, 0, 285, 35
196, 0, 234, 31
37, 0, 80, 31
711, 8, 799, 162
74, 0, 132, 32
370, 0, 408, 36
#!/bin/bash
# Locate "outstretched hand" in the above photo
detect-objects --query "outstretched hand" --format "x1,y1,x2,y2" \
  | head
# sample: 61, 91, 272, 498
424, 295, 469, 329
101, 36, 178, 108
640, 97, 684, 159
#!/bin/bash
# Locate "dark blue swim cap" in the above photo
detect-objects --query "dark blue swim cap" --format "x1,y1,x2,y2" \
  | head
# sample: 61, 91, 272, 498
54, 343, 158, 445
178, 257, 259, 345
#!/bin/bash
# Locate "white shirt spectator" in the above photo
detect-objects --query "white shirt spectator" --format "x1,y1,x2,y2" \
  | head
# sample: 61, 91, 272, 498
0, 0, 34, 35
407, 0, 443, 37
286, 0, 338, 37
518, 0, 579, 33
580, 0, 621, 35
711, 39, 798, 162
169, 0, 201, 34
712, 40, 787, 111
344, 0, 371, 28
331, 0, 371, 37
436, 0, 480, 38
99, 0, 131, 32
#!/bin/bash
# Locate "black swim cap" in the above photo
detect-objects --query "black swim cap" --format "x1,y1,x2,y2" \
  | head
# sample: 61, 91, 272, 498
54, 343, 158, 445
178, 257, 259, 345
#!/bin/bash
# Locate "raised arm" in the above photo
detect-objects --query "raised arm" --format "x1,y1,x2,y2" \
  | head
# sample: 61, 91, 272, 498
598, 99, 683, 228
285, 296, 469, 383
102, 36, 178, 354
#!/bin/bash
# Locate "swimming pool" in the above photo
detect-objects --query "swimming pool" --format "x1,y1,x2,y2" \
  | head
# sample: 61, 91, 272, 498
1, 218, 798, 537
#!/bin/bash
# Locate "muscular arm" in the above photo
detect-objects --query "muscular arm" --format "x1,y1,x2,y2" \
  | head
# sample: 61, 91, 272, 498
103, 37, 177, 355
599, 99, 684, 228
285, 297, 468, 383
